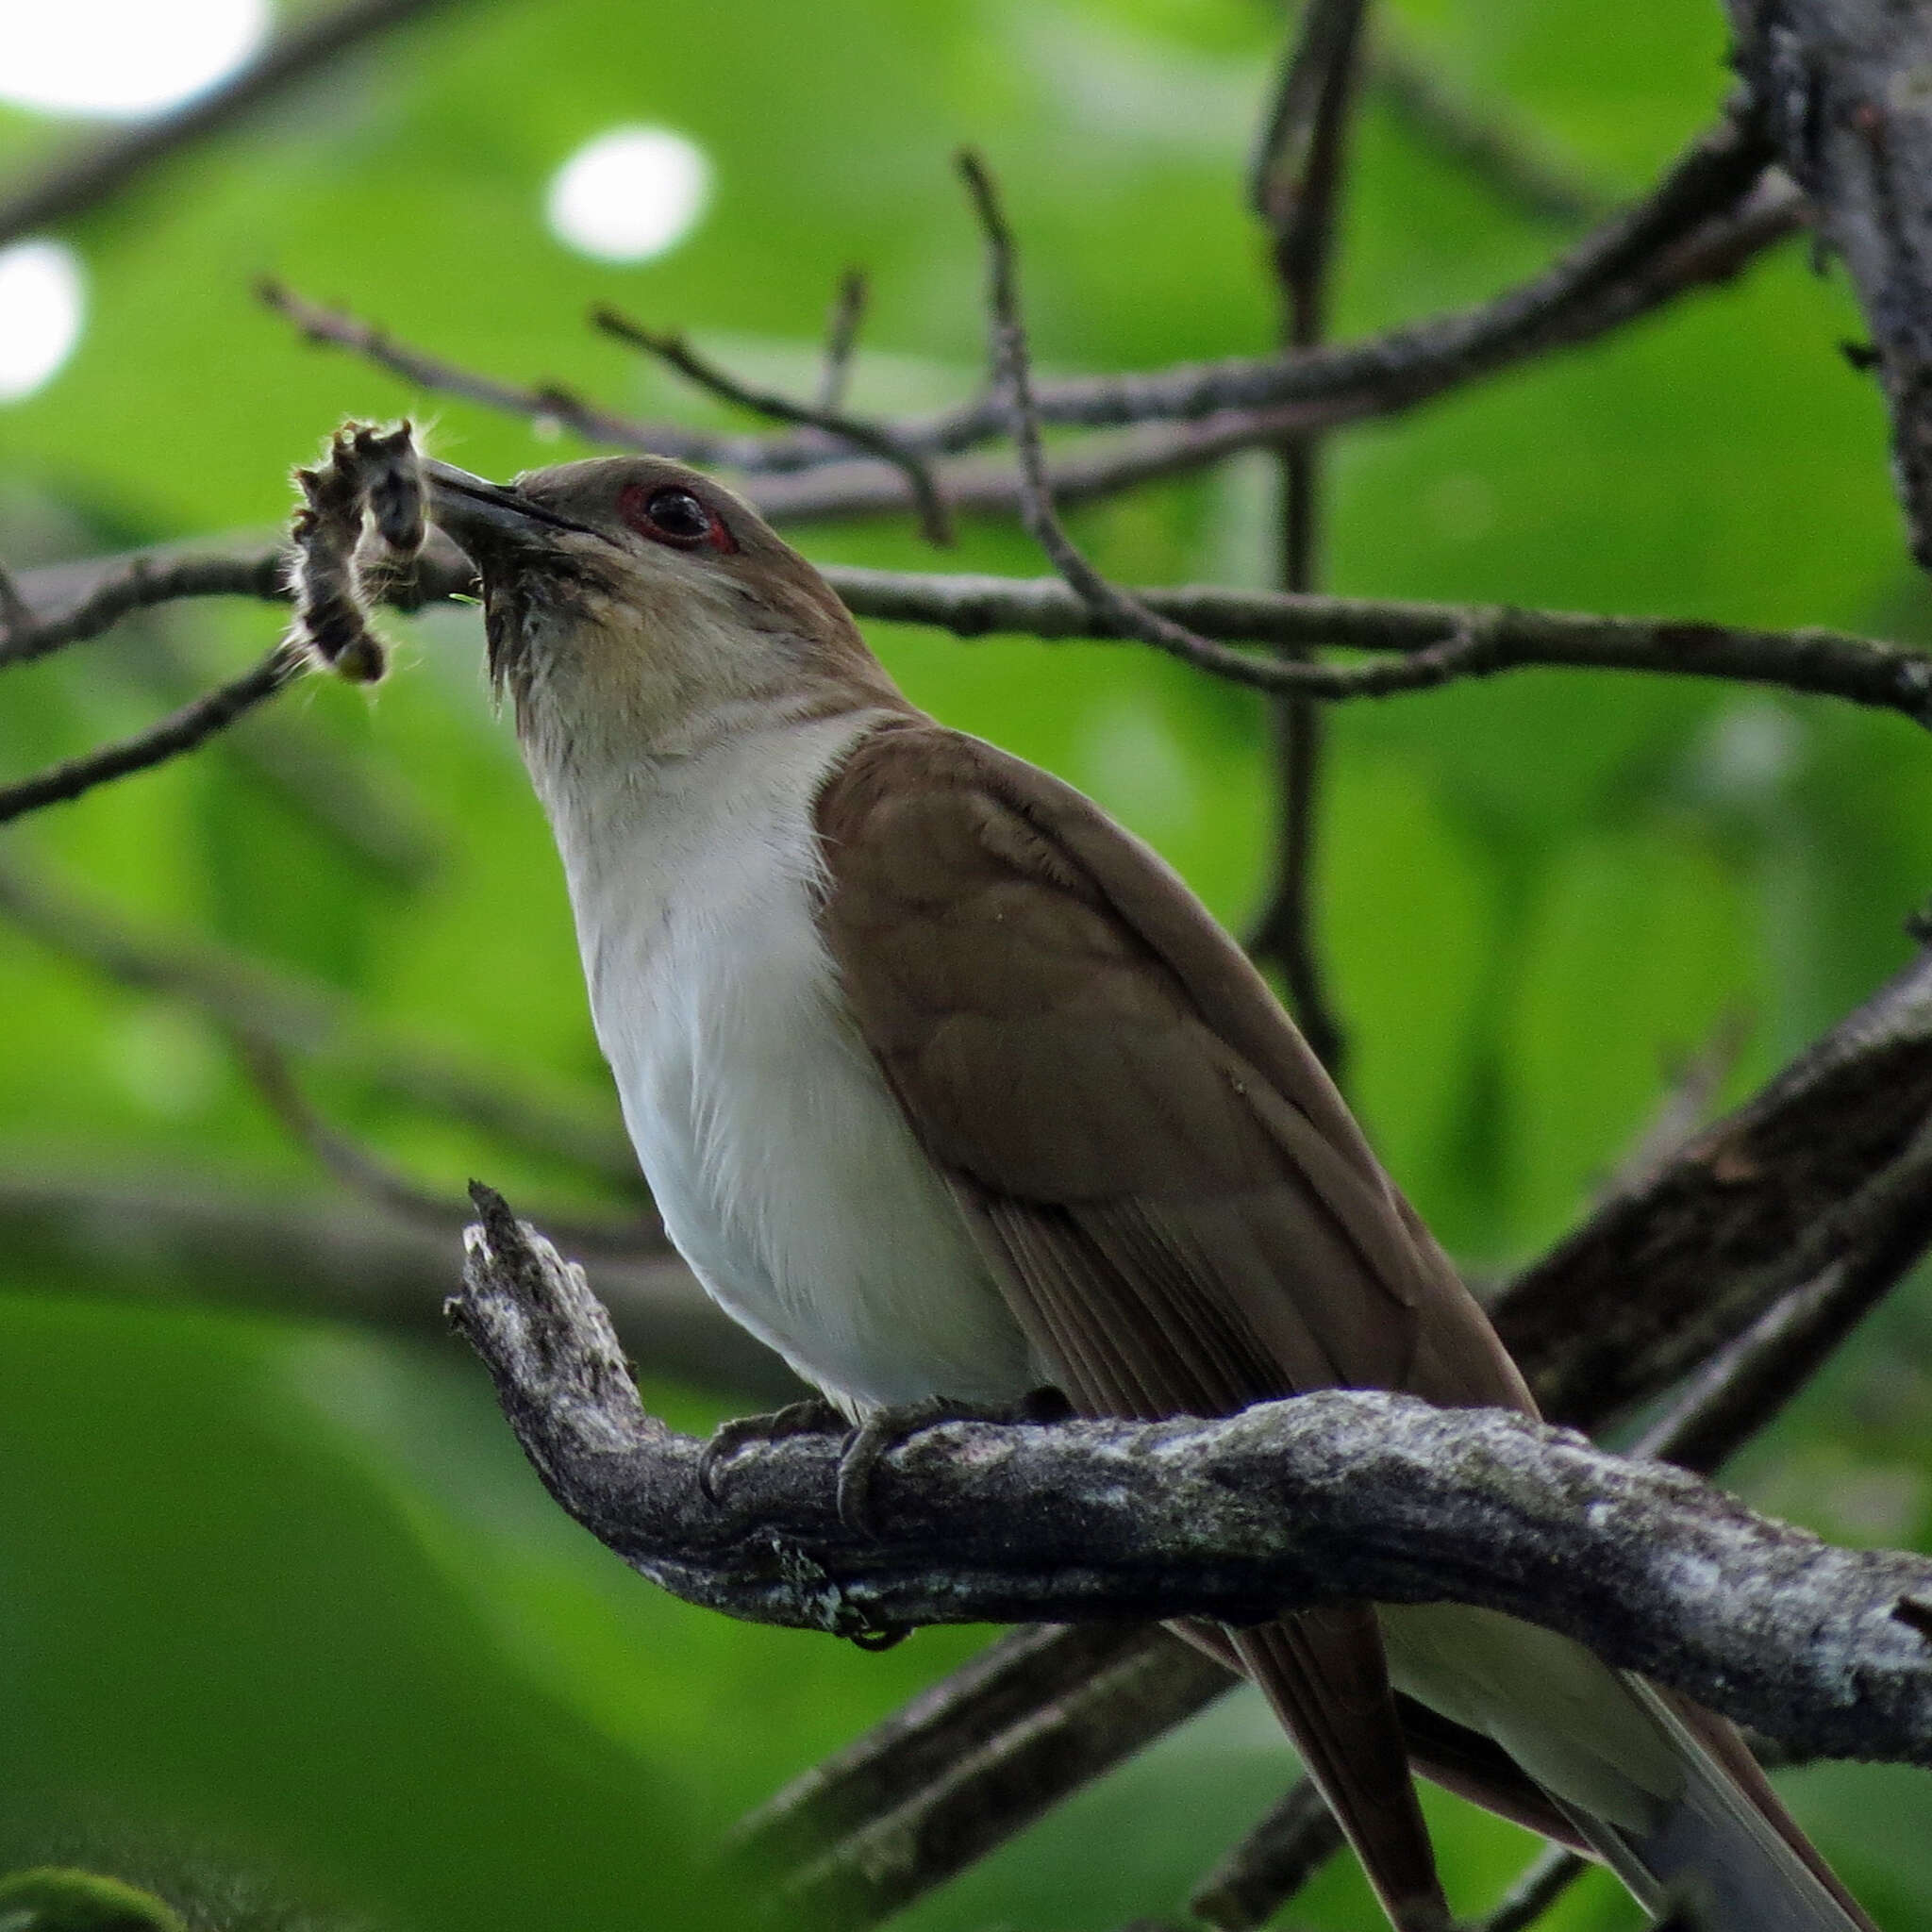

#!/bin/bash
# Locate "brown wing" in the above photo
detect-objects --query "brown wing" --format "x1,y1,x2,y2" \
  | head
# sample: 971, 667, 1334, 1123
815, 720, 1535, 1922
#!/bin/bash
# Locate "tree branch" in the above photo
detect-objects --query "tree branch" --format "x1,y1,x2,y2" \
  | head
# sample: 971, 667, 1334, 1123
257, 116, 1798, 531
1726, 0, 1932, 566
0, 642, 304, 825
590, 306, 954, 546
0, 0, 469, 251
25, 543, 1927, 725
1367, 38, 1611, 227
1243, 0, 1368, 1082
450, 1187, 1932, 1766
0, 855, 642, 1194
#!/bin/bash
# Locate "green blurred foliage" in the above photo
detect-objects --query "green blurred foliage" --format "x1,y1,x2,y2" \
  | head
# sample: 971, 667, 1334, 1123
2, 0, 1931, 1924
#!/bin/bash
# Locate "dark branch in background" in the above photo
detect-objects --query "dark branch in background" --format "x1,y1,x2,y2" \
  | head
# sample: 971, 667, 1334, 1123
228, 1031, 662, 1262
815, 271, 870, 413
1188, 1776, 1340, 1931
739, 940, 1932, 1927
1244, 0, 1368, 1081
1727, 0, 1932, 568
257, 113, 1799, 527
1476, 1846, 1588, 1932
0, 642, 304, 825
0, 1167, 793, 1403
0, 0, 467, 251
0, 548, 289, 671
960, 148, 1510, 718
19, 541, 1932, 724
450, 1191, 1932, 1766
1367, 37, 1611, 227
0, 856, 643, 1195
733, 1622, 1229, 1929
589, 306, 953, 547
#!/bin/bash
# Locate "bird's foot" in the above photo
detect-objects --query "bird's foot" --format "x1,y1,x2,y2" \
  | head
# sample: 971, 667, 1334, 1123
697, 1396, 846, 1505
837, 1386, 1073, 1535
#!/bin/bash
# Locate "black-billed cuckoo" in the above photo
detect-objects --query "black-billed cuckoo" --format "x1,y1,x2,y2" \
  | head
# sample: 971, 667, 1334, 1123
424, 452, 1873, 1932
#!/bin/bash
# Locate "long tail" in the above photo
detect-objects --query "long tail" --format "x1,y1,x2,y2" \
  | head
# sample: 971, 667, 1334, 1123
1378, 1603, 1875, 1930
1574, 1680, 1876, 1931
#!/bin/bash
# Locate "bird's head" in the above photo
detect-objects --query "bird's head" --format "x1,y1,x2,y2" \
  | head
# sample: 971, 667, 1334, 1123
425, 454, 906, 781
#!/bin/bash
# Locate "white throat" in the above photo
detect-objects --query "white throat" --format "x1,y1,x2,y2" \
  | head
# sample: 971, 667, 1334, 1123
533, 708, 1038, 1414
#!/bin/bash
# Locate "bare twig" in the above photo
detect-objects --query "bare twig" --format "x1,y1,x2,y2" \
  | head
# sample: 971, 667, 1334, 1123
231, 1029, 667, 1261
0, 855, 642, 1193
1244, 0, 1369, 1082
734, 1623, 1227, 1927
964, 147, 1513, 719
258, 278, 739, 462
0, 548, 290, 671
0, 641, 304, 825
27, 543, 1932, 724
260, 119, 1797, 524
1595, 1008, 1752, 1205
1368, 39, 1611, 226
1477, 1845, 1589, 1932
451, 1190, 1932, 1766
0, 0, 467, 251
591, 307, 954, 546
815, 270, 870, 412
1189, 1776, 1343, 1930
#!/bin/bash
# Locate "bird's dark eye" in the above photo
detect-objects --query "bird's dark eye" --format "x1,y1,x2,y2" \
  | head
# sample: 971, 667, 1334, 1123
618, 480, 738, 554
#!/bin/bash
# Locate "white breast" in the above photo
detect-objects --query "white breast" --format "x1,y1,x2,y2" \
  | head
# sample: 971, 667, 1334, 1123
548, 713, 1038, 1415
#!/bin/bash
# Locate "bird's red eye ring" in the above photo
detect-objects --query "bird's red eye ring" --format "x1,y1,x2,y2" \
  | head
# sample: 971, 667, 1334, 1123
618, 481, 738, 554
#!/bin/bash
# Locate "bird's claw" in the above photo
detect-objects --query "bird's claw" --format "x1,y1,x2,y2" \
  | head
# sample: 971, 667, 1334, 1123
696, 1397, 845, 1505
835, 1385, 1073, 1536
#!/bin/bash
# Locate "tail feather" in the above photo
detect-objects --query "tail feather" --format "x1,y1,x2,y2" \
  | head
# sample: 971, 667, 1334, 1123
1379, 1604, 1875, 1931
1572, 1682, 1877, 1932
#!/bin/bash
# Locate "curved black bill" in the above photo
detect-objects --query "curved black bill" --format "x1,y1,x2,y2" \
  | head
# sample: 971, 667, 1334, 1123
424, 460, 602, 552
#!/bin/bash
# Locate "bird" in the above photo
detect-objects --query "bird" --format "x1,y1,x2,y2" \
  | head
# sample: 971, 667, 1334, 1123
423, 449, 1875, 1932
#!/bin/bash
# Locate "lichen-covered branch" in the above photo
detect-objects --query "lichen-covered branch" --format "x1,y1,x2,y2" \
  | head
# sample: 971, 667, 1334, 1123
450, 1187, 1932, 1767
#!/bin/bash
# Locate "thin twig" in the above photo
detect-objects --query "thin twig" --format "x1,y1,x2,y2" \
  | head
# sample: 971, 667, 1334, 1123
232, 1029, 667, 1261
0, 854, 643, 1192
257, 278, 724, 459
260, 119, 1796, 514
1189, 1776, 1342, 1930
1368, 37, 1610, 226
0, 0, 467, 250
0, 642, 304, 825
591, 306, 954, 546
0, 548, 290, 671
1594, 1007, 1752, 1206
1244, 0, 1368, 1082
962, 147, 1507, 711
1477, 1845, 1589, 1932
816, 269, 870, 413
18, 542, 1932, 725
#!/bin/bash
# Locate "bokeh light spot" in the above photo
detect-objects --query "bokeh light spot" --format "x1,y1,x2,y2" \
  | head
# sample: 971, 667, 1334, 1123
0, 242, 86, 404
0, 0, 269, 119
545, 127, 711, 263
